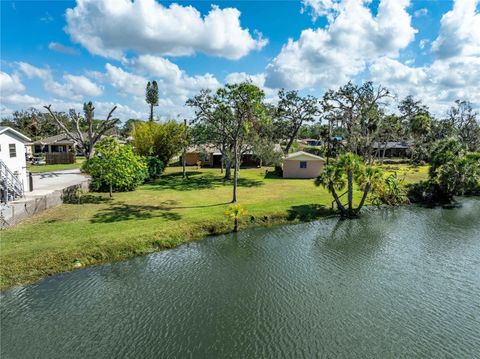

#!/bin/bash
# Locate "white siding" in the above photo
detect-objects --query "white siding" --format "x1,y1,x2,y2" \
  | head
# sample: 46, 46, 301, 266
0, 132, 28, 188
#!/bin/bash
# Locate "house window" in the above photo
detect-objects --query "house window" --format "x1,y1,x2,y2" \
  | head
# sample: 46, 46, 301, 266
299, 161, 307, 169
9, 144, 16, 158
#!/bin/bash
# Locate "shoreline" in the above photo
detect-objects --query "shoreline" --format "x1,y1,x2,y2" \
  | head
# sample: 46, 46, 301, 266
1, 208, 338, 291
0, 165, 431, 291
4, 196, 477, 291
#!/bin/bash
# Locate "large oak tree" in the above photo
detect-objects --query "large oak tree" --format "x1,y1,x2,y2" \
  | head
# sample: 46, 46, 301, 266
188, 82, 266, 203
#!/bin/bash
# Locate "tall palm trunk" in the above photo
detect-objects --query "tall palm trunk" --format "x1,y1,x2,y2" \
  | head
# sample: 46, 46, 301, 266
232, 143, 239, 203
357, 183, 371, 213
347, 169, 353, 212
330, 185, 346, 214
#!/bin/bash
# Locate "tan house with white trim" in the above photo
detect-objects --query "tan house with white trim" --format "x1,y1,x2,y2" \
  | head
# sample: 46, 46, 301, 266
283, 151, 325, 179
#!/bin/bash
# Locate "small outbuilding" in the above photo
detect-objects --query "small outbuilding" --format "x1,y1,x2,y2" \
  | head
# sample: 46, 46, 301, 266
282, 151, 325, 179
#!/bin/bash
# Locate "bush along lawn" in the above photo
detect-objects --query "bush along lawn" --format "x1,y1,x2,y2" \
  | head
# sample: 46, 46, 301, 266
0, 165, 428, 290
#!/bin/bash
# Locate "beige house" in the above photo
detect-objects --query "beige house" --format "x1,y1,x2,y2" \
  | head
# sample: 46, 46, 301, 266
283, 151, 325, 179
27, 134, 77, 156
183, 144, 275, 167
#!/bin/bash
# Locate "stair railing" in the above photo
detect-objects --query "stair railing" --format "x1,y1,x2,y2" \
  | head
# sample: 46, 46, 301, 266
0, 159, 24, 203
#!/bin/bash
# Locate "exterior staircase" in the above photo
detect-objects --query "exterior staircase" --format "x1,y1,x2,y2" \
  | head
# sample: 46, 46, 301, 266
0, 159, 24, 204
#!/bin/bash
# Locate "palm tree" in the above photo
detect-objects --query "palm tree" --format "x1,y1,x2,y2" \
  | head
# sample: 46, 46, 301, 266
336, 153, 363, 212
225, 204, 248, 232
355, 166, 384, 211
315, 166, 346, 213
315, 153, 384, 218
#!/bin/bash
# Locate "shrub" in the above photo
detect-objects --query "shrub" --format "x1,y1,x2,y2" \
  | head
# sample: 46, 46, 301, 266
407, 181, 448, 205
408, 154, 480, 204
373, 173, 409, 206
132, 120, 186, 166
145, 156, 164, 180
83, 137, 148, 195
408, 141, 480, 205
437, 155, 480, 196
429, 138, 466, 178
252, 139, 283, 167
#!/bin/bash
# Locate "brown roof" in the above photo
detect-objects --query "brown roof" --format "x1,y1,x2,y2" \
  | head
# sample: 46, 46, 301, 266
30, 133, 77, 146
186, 143, 283, 155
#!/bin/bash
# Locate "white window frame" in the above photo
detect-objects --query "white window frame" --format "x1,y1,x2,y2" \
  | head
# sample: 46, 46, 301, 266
9, 143, 17, 158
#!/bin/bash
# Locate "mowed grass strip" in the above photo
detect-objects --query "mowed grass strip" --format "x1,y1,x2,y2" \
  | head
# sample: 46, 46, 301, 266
0, 164, 428, 289
27, 157, 85, 173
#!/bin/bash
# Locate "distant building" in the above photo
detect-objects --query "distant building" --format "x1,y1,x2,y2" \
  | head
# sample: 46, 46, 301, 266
183, 143, 282, 167
27, 134, 77, 156
183, 144, 219, 166
283, 151, 325, 179
298, 138, 322, 147
372, 141, 410, 158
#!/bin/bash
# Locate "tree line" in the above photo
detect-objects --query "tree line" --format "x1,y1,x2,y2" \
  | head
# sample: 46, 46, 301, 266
186, 81, 479, 206
188, 81, 480, 171
2, 81, 478, 163
1, 80, 478, 210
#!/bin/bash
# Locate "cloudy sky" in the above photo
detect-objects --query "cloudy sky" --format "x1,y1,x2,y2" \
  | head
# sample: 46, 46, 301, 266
1, 0, 479, 121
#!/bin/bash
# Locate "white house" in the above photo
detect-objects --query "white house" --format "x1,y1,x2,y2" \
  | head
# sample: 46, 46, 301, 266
0, 126, 31, 191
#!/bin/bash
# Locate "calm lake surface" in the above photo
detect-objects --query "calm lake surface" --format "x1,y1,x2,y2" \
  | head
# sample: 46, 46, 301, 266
1, 199, 480, 358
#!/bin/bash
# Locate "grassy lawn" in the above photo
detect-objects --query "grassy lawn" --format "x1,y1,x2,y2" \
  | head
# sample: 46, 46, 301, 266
376, 163, 429, 184
27, 157, 85, 173
0, 164, 428, 289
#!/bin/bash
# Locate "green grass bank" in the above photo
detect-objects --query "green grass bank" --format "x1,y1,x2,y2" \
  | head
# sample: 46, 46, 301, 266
0, 164, 428, 289
27, 157, 85, 173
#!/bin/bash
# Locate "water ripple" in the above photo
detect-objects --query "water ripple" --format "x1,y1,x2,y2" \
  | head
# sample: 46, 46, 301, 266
1, 199, 480, 358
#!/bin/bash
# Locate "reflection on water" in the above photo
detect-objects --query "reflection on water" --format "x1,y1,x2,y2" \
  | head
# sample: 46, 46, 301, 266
1, 199, 480, 358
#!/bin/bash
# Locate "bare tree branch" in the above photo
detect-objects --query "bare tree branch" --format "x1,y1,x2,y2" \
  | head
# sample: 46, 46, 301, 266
44, 103, 118, 159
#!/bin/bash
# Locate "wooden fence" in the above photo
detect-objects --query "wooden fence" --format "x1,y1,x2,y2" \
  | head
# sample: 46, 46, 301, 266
45, 152, 76, 165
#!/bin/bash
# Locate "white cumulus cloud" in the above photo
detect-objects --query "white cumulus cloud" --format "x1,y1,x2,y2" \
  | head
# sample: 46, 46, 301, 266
266, 0, 416, 89
65, 0, 267, 60
379, 0, 480, 114
431, 0, 480, 59
0, 72, 26, 95
301, 0, 340, 21
105, 59, 220, 118
17, 62, 103, 100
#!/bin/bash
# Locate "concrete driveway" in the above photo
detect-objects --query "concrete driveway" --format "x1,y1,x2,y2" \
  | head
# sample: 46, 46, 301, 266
1, 169, 90, 227
26, 169, 89, 198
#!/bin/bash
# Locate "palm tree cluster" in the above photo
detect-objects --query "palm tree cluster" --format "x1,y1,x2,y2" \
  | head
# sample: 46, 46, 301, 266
315, 153, 383, 218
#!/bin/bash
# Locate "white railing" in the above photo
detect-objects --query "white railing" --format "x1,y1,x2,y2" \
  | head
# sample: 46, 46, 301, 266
0, 159, 24, 203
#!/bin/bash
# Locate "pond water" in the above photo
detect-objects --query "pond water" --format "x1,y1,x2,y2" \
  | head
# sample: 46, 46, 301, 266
1, 199, 480, 358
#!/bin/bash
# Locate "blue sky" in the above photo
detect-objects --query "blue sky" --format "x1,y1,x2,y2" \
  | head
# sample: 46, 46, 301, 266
1, 0, 479, 121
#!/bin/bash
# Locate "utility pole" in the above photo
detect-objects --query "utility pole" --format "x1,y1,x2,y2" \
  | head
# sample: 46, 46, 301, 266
327, 116, 332, 165
182, 118, 187, 179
